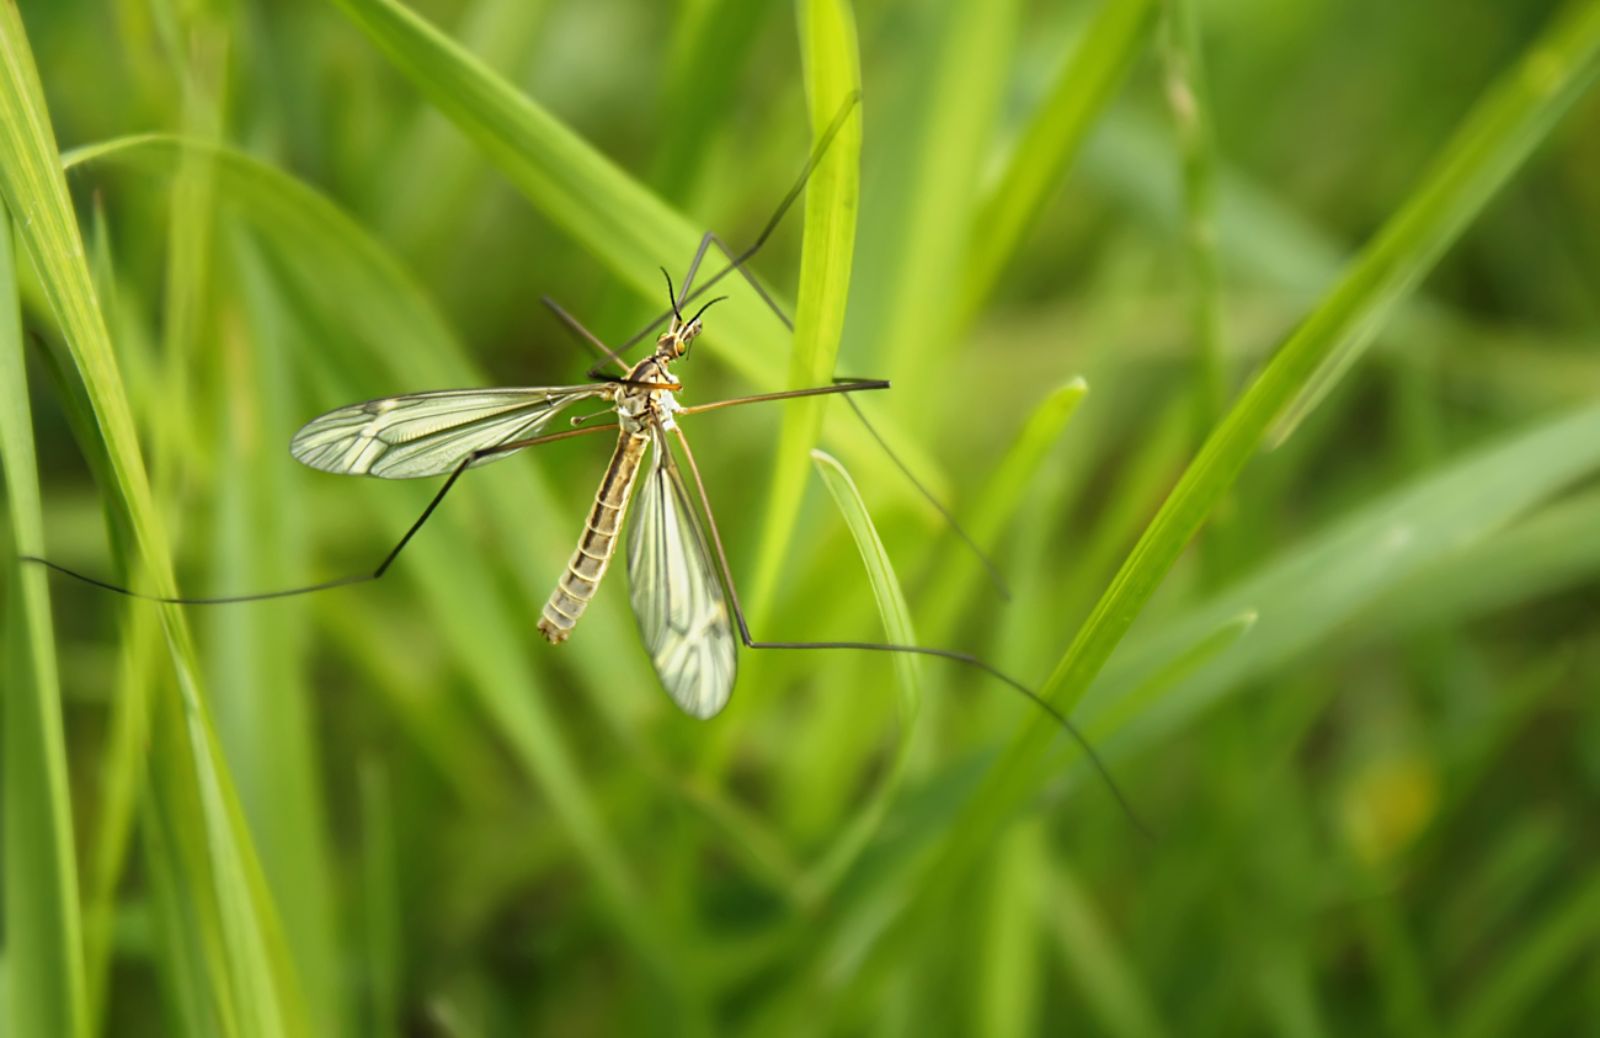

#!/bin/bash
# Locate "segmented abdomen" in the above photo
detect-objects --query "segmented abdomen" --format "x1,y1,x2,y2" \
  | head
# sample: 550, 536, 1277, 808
538, 433, 647, 643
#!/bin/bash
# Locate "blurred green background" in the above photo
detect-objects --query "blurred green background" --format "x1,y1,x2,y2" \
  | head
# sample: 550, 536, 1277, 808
3, 0, 1599, 1034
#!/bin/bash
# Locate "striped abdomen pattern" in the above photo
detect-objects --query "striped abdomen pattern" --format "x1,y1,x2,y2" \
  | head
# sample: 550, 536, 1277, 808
537, 433, 648, 643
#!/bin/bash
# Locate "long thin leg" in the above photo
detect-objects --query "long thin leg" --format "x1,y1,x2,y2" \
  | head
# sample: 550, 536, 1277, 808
542, 296, 630, 374
676, 378, 889, 417
612, 91, 861, 360
22, 422, 619, 605
669, 426, 1150, 837
831, 381, 1011, 600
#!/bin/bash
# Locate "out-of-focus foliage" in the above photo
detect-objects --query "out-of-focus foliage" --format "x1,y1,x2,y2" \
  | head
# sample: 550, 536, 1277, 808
2, 0, 1598, 1034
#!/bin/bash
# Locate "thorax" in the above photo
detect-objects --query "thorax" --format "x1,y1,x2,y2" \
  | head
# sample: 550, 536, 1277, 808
614, 355, 681, 436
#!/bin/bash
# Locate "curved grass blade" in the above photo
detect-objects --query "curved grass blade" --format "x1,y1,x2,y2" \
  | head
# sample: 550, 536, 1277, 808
920, 377, 1088, 641
0, 10, 307, 1033
804, 449, 920, 898
1266, 2, 1600, 447
1, 203, 89, 1038
746, 0, 862, 620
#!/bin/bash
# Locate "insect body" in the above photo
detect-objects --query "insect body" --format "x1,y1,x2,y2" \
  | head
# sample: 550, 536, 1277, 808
535, 313, 737, 717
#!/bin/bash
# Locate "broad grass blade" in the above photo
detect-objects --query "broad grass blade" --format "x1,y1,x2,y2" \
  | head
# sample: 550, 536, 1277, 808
0, 194, 89, 1038
0, 9, 306, 1034
747, 0, 862, 620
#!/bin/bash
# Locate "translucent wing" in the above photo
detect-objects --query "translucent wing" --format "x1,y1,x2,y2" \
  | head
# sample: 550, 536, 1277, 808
626, 430, 737, 718
290, 386, 605, 479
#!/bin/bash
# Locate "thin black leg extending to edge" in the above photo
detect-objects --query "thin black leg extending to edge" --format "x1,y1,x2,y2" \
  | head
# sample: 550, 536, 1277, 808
668, 425, 1151, 838
21, 423, 619, 605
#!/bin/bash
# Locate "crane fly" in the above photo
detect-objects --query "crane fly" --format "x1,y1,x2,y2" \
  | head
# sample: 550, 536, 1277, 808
284, 277, 836, 718
23, 93, 1148, 831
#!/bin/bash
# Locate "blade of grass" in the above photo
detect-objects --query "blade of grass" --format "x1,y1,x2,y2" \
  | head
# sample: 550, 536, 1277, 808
216, 225, 345, 1037
961, 0, 1159, 316
1159, 0, 1232, 583
746, 0, 861, 620
80, 211, 162, 1030
1, 203, 89, 1038
975, 820, 1045, 1036
915, 377, 1088, 653
0, 9, 307, 1033
1267, 5, 1600, 445
802, 448, 919, 900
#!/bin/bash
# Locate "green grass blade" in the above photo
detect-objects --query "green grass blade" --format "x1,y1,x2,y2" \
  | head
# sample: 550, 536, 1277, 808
811, 450, 920, 703
746, 0, 861, 619
961, 0, 1158, 315
1, 202, 89, 1038
804, 448, 919, 897
920, 377, 1088, 641
976, 821, 1045, 1036
0, 10, 305, 1034
1267, 1, 1600, 446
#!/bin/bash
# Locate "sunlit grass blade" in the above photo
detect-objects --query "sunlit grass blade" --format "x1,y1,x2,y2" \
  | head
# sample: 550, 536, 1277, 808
961, 0, 1158, 315
811, 450, 920, 703
218, 225, 345, 1036
746, 0, 861, 620
804, 448, 919, 898
1, 203, 89, 1038
0, 9, 305, 1033
976, 821, 1045, 1036
920, 377, 1088, 640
